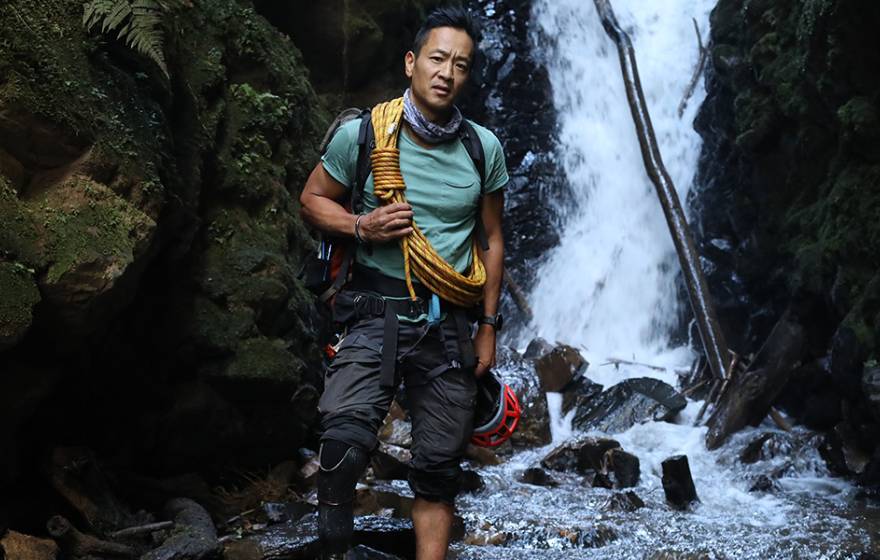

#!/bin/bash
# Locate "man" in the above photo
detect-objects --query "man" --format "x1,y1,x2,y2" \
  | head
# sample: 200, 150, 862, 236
299, 7, 507, 560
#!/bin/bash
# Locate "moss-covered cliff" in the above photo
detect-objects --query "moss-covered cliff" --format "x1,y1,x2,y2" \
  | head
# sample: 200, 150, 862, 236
694, 0, 880, 481
0, 0, 447, 509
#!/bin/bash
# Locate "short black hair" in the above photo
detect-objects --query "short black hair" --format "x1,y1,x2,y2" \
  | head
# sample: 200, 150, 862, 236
412, 6, 482, 61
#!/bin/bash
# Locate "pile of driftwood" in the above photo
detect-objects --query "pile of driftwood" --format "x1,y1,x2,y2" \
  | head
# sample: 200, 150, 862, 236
1, 447, 224, 560
592, 0, 804, 450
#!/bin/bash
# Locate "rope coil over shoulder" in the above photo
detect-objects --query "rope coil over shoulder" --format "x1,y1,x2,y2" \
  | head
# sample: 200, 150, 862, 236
370, 98, 486, 308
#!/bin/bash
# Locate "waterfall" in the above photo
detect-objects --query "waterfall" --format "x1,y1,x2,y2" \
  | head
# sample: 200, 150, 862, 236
523, 0, 713, 376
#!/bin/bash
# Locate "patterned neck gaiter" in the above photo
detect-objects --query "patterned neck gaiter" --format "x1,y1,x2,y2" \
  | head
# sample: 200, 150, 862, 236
402, 88, 463, 144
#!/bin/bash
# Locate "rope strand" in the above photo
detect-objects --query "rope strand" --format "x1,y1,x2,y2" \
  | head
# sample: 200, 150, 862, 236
369, 97, 486, 307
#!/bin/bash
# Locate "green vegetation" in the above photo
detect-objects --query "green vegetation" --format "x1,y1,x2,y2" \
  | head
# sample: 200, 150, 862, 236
83, 0, 188, 78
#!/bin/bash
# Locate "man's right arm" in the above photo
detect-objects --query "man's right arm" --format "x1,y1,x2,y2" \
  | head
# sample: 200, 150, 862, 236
299, 162, 415, 243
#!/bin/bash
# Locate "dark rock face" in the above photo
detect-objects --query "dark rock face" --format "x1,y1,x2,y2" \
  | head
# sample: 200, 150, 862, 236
0, 0, 328, 487
695, 0, 880, 471
572, 378, 687, 434
458, 0, 565, 333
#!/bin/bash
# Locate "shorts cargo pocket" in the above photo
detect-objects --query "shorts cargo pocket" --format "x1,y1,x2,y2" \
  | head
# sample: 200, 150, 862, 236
326, 330, 382, 379
438, 368, 477, 410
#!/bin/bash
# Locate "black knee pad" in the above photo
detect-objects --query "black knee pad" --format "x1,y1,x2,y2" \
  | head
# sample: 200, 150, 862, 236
317, 440, 370, 555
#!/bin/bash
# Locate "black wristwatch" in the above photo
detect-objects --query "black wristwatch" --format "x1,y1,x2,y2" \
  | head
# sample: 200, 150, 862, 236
478, 313, 503, 332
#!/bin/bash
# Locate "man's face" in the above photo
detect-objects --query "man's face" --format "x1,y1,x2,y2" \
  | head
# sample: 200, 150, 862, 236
405, 26, 474, 122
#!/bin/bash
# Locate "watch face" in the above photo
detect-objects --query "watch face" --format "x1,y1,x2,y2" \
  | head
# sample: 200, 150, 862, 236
496, 313, 503, 332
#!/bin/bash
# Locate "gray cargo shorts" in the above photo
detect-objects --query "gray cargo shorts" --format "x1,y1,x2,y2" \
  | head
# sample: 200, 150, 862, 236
318, 298, 477, 504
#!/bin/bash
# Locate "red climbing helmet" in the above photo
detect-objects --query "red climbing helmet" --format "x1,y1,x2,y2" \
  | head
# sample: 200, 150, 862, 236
471, 371, 522, 448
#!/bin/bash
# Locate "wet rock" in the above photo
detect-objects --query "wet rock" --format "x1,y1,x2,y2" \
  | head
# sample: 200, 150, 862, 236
583, 471, 614, 490
459, 470, 484, 494
749, 475, 778, 493
534, 344, 588, 392
560, 375, 604, 416
355, 482, 413, 518
0, 531, 58, 560
862, 365, 880, 423
602, 491, 645, 512
739, 431, 794, 464
661, 455, 699, 510
43, 446, 140, 533
143, 498, 219, 560
377, 417, 412, 449
523, 337, 554, 360
518, 467, 559, 487
542, 437, 621, 474
224, 514, 414, 560
819, 422, 871, 476
605, 448, 640, 488
352, 516, 416, 559
555, 525, 617, 548
463, 527, 508, 546
370, 443, 411, 481
831, 325, 868, 400
777, 360, 842, 430
297, 452, 320, 488
572, 377, 686, 433
860, 448, 880, 488
347, 545, 404, 560
496, 348, 551, 448
464, 444, 502, 466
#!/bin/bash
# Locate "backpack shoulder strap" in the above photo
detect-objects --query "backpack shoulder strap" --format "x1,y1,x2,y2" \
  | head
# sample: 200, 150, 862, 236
458, 120, 490, 251
353, 110, 374, 215
458, 119, 486, 189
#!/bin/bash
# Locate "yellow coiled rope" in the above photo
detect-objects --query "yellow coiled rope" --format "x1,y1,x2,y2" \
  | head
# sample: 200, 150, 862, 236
370, 97, 486, 307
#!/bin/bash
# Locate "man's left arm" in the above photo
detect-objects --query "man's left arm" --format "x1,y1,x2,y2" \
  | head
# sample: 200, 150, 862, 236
473, 189, 504, 377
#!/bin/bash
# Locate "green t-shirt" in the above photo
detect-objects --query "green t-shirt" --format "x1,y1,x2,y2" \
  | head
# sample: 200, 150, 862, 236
321, 118, 508, 281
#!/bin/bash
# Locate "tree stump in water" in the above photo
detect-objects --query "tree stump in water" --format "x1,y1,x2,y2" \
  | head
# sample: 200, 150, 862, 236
661, 455, 698, 510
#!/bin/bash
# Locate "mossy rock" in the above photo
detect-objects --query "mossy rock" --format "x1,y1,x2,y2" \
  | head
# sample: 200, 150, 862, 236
191, 296, 256, 357
0, 262, 41, 351
220, 337, 305, 384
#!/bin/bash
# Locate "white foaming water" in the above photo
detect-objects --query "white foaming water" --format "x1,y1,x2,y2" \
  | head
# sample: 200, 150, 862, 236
451, 1, 874, 558
521, 0, 712, 369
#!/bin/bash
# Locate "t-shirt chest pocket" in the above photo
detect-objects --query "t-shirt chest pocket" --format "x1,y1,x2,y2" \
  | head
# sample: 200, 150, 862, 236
437, 179, 480, 222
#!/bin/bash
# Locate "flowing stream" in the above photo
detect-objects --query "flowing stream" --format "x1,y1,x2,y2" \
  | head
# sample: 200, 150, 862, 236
452, 1, 880, 557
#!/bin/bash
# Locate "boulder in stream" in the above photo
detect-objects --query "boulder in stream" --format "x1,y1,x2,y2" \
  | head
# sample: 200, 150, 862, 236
370, 443, 411, 481
561, 375, 604, 416
533, 343, 589, 392
518, 467, 559, 487
541, 436, 621, 474
496, 346, 552, 448
572, 377, 686, 433
605, 448, 640, 488
602, 491, 645, 512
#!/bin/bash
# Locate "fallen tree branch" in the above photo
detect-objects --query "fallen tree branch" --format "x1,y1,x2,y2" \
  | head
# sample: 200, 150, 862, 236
592, 0, 731, 382
600, 357, 666, 372
108, 521, 174, 540
677, 18, 708, 117
503, 267, 534, 323
47, 516, 135, 558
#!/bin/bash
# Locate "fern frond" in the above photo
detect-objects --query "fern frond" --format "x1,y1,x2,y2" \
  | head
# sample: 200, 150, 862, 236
81, 0, 185, 78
